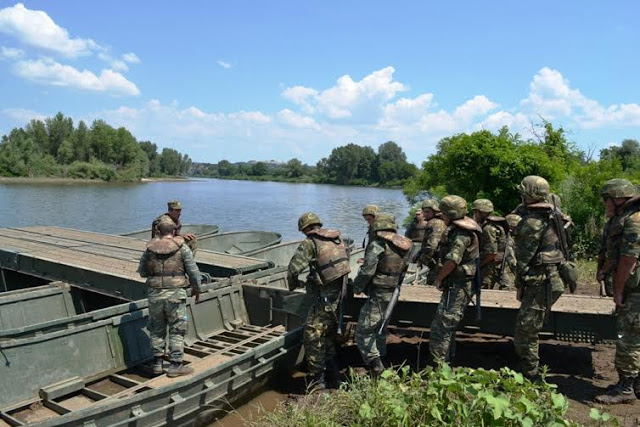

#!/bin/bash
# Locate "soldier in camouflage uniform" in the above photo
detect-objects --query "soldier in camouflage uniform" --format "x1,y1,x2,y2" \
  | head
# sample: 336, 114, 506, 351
405, 209, 428, 261
413, 199, 447, 285
513, 176, 567, 380
472, 199, 509, 290
353, 213, 413, 375
502, 214, 522, 289
152, 200, 197, 253
361, 204, 380, 248
595, 179, 640, 404
138, 217, 202, 378
429, 196, 481, 363
287, 212, 351, 390
597, 219, 615, 297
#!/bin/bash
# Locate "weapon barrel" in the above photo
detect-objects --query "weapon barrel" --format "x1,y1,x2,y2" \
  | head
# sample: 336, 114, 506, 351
377, 274, 404, 335
475, 257, 482, 321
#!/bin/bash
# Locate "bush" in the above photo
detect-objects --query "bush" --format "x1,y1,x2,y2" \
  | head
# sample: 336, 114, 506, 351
254, 365, 579, 427
66, 161, 117, 181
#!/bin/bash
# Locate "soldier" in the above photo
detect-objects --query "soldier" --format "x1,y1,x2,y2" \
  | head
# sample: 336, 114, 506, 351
361, 204, 380, 248
287, 212, 351, 390
429, 196, 481, 363
472, 199, 509, 290
413, 199, 447, 285
595, 179, 640, 404
152, 200, 197, 253
502, 214, 522, 289
353, 213, 413, 375
138, 217, 202, 378
597, 218, 614, 297
405, 209, 428, 261
513, 176, 567, 380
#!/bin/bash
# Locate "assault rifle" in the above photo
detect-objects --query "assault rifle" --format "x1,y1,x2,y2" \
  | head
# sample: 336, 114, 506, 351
551, 198, 577, 293
377, 270, 407, 335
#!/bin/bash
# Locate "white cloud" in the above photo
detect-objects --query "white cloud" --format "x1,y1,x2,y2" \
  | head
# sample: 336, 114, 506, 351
1, 46, 24, 60
2, 107, 47, 122
0, 3, 99, 57
13, 58, 140, 96
122, 52, 140, 64
217, 60, 231, 69
277, 109, 320, 130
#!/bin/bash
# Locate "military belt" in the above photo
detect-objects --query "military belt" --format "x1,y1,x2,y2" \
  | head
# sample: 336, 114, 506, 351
317, 257, 349, 270
151, 271, 185, 277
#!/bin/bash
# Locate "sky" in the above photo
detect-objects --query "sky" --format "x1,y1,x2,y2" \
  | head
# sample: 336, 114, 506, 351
0, 1, 639, 165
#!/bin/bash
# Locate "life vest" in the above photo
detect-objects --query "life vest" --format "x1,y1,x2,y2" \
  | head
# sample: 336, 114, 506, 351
438, 217, 481, 278
606, 196, 640, 268
308, 229, 351, 285
408, 219, 429, 243
372, 232, 413, 288
144, 236, 188, 288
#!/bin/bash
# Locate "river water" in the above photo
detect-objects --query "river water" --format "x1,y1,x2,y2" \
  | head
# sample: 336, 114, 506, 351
0, 178, 410, 241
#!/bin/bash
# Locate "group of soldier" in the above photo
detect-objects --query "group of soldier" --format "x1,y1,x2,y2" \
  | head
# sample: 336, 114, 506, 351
285, 175, 640, 405
135, 176, 640, 405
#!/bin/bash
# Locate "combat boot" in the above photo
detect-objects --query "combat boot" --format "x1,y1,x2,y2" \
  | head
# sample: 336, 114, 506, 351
166, 362, 194, 378
325, 358, 341, 389
369, 357, 385, 378
595, 376, 637, 404
308, 371, 326, 393
152, 357, 164, 375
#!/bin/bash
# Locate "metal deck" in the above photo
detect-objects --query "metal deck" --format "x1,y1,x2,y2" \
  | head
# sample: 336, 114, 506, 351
0, 227, 273, 299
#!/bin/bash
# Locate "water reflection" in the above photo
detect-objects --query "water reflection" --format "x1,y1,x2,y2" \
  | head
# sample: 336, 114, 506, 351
0, 179, 411, 241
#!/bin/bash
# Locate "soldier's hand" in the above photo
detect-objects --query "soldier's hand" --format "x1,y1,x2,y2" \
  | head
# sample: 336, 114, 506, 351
516, 288, 524, 302
194, 291, 201, 304
184, 233, 196, 241
614, 292, 625, 309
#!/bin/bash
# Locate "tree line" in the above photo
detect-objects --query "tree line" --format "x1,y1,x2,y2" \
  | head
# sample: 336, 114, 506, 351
190, 141, 417, 187
0, 112, 192, 181
403, 121, 640, 259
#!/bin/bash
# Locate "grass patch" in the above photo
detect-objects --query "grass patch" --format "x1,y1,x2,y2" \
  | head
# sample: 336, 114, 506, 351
252, 365, 601, 427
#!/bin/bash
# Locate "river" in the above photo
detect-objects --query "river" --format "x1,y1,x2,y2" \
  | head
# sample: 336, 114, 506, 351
0, 178, 410, 241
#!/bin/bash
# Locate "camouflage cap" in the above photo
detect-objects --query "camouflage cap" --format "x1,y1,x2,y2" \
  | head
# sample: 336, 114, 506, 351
505, 214, 522, 229
439, 195, 467, 220
472, 198, 494, 213
298, 212, 322, 231
601, 178, 637, 199
362, 204, 380, 217
421, 199, 440, 212
517, 175, 550, 201
372, 213, 397, 232
167, 200, 182, 210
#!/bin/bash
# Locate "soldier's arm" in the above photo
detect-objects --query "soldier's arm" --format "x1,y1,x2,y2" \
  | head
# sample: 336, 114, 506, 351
181, 245, 202, 292
614, 212, 640, 306
353, 240, 385, 293
286, 239, 314, 291
422, 220, 446, 262
404, 222, 413, 238
514, 217, 545, 282
435, 230, 471, 285
138, 251, 149, 278
480, 224, 499, 267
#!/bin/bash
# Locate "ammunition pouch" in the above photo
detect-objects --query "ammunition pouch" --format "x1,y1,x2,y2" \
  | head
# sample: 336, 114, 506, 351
558, 260, 578, 293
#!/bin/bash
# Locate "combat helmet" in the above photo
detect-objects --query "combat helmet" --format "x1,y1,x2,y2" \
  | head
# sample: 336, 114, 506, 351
517, 175, 550, 202
298, 212, 322, 231
472, 199, 494, 213
505, 214, 522, 229
439, 195, 467, 220
372, 213, 397, 233
601, 179, 637, 199
362, 204, 380, 217
421, 199, 440, 212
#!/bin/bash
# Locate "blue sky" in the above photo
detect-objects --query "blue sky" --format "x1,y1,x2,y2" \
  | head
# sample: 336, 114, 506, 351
0, 1, 639, 164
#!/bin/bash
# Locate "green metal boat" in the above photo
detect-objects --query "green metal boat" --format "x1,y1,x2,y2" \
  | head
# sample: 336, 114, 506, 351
197, 231, 282, 255
121, 224, 220, 240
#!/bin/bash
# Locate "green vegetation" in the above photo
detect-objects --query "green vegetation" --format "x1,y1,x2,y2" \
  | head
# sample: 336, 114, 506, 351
404, 122, 639, 259
254, 365, 585, 427
0, 112, 192, 181
191, 141, 417, 187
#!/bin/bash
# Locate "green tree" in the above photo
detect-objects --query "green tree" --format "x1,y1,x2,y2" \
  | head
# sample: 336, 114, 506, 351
283, 158, 305, 178
250, 161, 268, 176
46, 112, 74, 157
217, 159, 236, 176
319, 143, 378, 184
600, 139, 640, 171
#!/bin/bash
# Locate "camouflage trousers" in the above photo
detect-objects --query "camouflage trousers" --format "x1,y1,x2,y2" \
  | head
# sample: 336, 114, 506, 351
615, 293, 640, 377
356, 287, 394, 364
429, 278, 473, 363
148, 288, 189, 363
513, 265, 564, 376
304, 296, 339, 375
482, 262, 510, 290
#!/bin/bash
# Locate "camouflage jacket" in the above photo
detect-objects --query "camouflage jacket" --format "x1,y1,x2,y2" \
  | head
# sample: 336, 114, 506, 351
353, 238, 386, 293
480, 218, 506, 261
602, 198, 640, 290
405, 218, 429, 243
437, 222, 479, 279
419, 217, 446, 264
287, 237, 342, 301
138, 240, 202, 292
